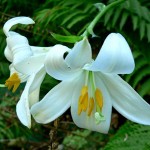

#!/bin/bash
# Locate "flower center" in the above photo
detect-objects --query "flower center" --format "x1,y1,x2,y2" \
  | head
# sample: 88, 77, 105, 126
78, 71, 105, 124
5, 73, 21, 92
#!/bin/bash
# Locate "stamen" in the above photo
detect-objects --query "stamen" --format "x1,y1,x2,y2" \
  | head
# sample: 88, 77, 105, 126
5, 73, 21, 92
81, 86, 88, 95
78, 86, 89, 115
82, 93, 88, 111
87, 98, 94, 116
95, 88, 103, 110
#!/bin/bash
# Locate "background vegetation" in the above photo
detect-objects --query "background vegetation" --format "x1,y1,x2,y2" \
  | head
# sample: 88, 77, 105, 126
0, 0, 150, 149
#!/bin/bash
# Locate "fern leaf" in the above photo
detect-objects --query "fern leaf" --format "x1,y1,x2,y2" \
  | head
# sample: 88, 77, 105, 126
131, 15, 139, 30
146, 24, 150, 42
104, 121, 150, 150
132, 66, 150, 88
140, 20, 146, 40
139, 78, 150, 97
119, 11, 129, 29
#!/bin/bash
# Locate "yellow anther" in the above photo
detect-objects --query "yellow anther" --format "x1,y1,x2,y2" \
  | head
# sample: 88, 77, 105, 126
87, 98, 94, 116
78, 86, 89, 115
95, 88, 103, 110
82, 93, 88, 111
5, 73, 21, 93
81, 86, 88, 95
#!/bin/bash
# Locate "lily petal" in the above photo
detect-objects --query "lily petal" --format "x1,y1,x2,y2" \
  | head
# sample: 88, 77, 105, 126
85, 33, 135, 74
31, 73, 84, 124
101, 73, 150, 125
65, 38, 92, 69
71, 72, 112, 133
9, 64, 28, 83
13, 54, 46, 75
16, 66, 45, 128
31, 46, 51, 55
28, 66, 46, 106
45, 44, 81, 80
6, 32, 33, 67
4, 46, 13, 62
3, 17, 34, 37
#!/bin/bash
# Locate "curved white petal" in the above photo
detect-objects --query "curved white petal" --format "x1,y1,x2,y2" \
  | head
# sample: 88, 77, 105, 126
71, 73, 112, 133
6, 32, 33, 65
9, 64, 28, 83
31, 73, 84, 124
101, 73, 150, 125
65, 38, 92, 69
4, 32, 23, 62
28, 66, 46, 106
85, 33, 135, 74
45, 44, 82, 81
3, 17, 34, 37
14, 54, 46, 75
31, 46, 52, 55
16, 66, 45, 128
4, 46, 13, 62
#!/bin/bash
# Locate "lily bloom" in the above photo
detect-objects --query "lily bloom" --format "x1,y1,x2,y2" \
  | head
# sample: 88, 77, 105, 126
3, 17, 51, 128
31, 33, 150, 133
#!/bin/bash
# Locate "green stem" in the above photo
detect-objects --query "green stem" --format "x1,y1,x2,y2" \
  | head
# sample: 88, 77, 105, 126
82, 0, 126, 37
0, 84, 6, 88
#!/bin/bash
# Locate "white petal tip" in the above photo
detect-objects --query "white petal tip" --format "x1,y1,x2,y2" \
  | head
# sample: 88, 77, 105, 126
3, 16, 35, 37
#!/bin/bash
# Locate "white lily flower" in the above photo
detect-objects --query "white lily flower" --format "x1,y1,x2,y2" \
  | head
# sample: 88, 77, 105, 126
3, 17, 52, 128
31, 33, 150, 133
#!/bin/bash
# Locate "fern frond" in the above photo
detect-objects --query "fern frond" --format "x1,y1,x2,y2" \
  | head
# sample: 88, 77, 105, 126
124, 50, 150, 98
105, 0, 150, 42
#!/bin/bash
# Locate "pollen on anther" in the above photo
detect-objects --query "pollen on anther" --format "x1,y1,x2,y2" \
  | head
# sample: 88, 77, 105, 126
81, 86, 88, 95
95, 88, 103, 110
5, 73, 21, 93
87, 98, 94, 116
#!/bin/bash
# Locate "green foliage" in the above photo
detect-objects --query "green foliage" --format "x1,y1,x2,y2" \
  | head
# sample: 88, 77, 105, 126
0, 88, 50, 149
104, 0, 150, 42
63, 130, 92, 149
32, 0, 99, 44
104, 121, 150, 150
1, 0, 150, 149
124, 50, 150, 97
62, 128, 110, 150
51, 33, 83, 43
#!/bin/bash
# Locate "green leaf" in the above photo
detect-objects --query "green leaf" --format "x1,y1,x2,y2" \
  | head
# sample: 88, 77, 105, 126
140, 20, 145, 40
119, 11, 128, 29
60, 27, 72, 36
146, 24, 150, 42
139, 78, 150, 97
51, 33, 83, 43
133, 66, 150, 88
112, 8, 122, 27
132, 15, 139, 30
104, 121, 150, 150
104, 9, 113, 26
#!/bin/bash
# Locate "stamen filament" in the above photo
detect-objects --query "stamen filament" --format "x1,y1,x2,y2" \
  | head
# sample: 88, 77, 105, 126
85, 71, 89, 86
78, 96, 83, 115
0, 84, 6, 88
